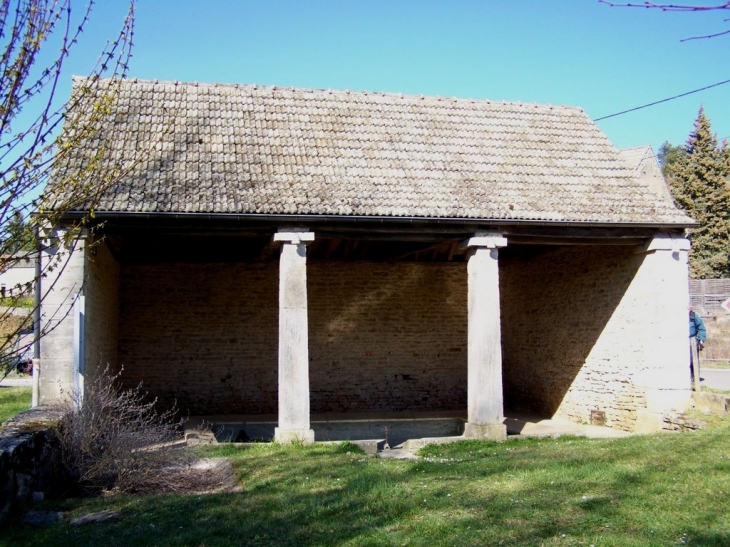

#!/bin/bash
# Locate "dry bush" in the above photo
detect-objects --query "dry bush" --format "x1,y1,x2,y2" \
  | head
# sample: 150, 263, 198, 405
53, 366, 191, 495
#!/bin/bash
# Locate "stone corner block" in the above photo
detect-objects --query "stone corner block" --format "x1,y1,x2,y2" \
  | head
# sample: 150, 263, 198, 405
274, 428, 315, 445
633, 410, 664, 434
463, 422, 507, 441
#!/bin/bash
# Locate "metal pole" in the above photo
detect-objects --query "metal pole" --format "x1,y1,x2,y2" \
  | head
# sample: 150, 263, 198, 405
691, 337, 701, 392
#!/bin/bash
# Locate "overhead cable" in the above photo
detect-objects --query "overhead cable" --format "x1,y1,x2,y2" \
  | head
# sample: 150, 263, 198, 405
595, 78, 730, 121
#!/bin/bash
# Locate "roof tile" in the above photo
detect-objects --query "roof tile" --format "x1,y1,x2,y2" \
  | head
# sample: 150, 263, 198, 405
51, 78, 691, 224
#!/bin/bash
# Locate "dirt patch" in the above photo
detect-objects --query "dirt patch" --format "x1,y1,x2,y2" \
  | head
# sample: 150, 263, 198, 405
103, 457, 241, 496
165, 457, 241, 494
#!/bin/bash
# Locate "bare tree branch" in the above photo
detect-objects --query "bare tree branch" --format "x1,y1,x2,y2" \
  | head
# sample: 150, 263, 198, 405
681, 27, 730, 39
0, 1, 139, 374
599, 1, 730, 11
599, 0, 730, 40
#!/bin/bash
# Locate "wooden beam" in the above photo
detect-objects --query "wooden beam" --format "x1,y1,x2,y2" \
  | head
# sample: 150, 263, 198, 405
506, 236, 648, 246
447, 241, 457, 261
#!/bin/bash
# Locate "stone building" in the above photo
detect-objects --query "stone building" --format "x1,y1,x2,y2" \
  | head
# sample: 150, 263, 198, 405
39, 78, 695, 441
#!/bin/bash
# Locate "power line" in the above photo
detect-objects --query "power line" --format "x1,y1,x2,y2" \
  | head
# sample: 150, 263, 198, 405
595, 78, 730, 121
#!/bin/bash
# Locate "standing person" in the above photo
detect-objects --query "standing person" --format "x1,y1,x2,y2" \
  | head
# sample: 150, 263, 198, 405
689, 306, 707, 390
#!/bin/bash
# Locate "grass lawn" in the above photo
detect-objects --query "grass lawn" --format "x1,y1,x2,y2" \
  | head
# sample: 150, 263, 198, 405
2, 415, 730, 547
704, 361, 730, 370
0, 386, 30, 426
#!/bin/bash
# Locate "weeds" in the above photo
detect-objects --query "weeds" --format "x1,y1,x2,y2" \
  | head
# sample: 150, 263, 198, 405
52, 367, 190, 495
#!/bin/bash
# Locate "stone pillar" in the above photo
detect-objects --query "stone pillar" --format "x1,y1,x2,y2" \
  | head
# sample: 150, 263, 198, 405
633, 234, 693, 433
39, 228, 86, 404
463, 232, 508, 441
273, 229, 315, 444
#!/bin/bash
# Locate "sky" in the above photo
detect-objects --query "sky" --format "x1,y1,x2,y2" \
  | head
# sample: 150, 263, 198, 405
42, 0, 730, 156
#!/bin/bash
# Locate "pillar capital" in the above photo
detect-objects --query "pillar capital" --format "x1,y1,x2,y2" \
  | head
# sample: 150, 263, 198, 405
462, 231, 507, 250
273, 229, 315, 245
637, 233, 690, 255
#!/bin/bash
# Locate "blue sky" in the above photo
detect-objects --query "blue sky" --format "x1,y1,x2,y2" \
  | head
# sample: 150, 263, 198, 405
61, 0, 729, 155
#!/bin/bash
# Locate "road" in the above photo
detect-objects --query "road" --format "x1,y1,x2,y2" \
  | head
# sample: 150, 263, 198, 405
701, 368, 730, 392
0, 376, 32, 387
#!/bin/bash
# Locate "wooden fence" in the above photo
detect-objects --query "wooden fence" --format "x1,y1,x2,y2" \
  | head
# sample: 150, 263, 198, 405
690, 279, 730, 363
690, 279, 730, 317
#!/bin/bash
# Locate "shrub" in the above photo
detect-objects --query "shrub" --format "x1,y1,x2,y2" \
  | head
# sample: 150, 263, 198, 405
52, 367, 189, 495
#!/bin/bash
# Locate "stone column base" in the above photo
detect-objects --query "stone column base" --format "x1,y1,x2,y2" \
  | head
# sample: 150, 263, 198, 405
464, 422, 507, 441
274, 428, 315, 445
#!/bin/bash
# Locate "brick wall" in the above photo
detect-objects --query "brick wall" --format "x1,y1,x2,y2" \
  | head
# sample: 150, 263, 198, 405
501, 246, 644, 429
117, 260, 468, 415
84, 239, 120, 377
500, 244, 690, 431
118, 262, 279, 414
52, 237, 691, 431
308, 261, 467, 413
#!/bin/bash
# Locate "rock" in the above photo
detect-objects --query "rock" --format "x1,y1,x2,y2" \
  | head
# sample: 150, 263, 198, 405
69, 509, 120, 525
23, 510, 64, 525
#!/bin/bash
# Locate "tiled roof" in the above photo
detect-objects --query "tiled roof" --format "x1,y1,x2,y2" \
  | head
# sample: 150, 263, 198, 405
618, 146, 676, 206
618, 145, 654, 171
51, 78, 692, 224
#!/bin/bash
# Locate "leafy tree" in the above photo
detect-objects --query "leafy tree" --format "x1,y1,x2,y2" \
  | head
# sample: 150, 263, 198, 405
657, 141, 686, 175
0, 0, 136, 377
666, 106, 730, 278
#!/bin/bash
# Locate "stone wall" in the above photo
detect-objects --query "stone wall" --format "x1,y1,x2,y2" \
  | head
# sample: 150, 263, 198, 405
117, 260, 468, 415
500, 243, 691, 431
0, 407, 63, 522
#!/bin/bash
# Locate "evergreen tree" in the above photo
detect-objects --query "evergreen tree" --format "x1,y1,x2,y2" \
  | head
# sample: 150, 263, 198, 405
2, 212, 32, 254
666, 107, 730, 278
657, 141, 686, 175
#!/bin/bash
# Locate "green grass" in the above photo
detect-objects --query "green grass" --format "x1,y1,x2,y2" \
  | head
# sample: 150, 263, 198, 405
3, 420, 730, 546
703, 361, 730, 370
0, 386, 30, 426
0, 295, 33, 308
702, 386, 730, 396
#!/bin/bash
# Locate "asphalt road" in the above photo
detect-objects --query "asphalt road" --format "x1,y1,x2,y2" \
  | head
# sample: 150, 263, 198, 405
0, 376, 32, 387
701, 368, 730, 392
